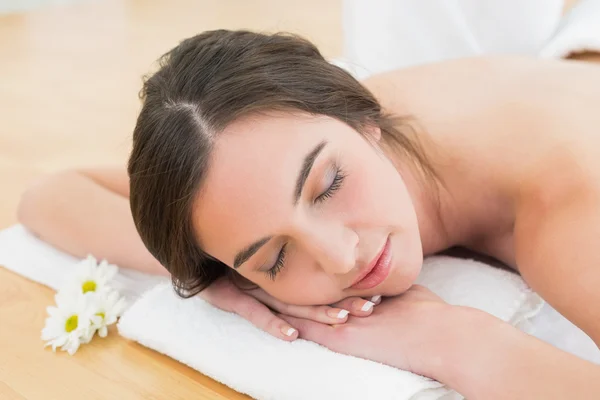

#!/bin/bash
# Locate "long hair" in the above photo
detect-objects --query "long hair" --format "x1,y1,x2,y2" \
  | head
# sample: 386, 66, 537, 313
128, 30, 439, 298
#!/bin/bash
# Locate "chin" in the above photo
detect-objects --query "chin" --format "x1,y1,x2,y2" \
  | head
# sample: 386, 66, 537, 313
380, 252, 423, 296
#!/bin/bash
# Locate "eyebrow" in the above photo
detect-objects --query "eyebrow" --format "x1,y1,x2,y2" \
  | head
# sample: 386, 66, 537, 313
233, 140, 328, 269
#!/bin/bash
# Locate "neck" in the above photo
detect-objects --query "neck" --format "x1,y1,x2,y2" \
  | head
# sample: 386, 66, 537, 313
383, 143, 484, 257
401, 162, 469, 255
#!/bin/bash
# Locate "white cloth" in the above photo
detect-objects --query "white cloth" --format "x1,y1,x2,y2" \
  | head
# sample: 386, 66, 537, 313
116, 256, 546, 400
339, 0, 565, 77
337, 0, 600, 80
6, 224, 597, 400
540, 0, 600, 58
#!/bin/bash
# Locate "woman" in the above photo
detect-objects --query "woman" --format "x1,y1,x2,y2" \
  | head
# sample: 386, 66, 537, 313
18, 30, 600, 398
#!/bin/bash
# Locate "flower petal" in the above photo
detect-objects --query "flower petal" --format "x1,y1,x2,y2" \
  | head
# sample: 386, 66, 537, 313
48, 334, 68, 350
46, 306, 60, 317
90, 315, 103, 326
66, 340, 80, 356
81, 327, 96, 344
98, 326, 108, 338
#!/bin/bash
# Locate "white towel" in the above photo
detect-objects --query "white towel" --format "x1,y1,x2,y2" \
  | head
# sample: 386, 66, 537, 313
0, 224, 543, 399
116, 256, 544, 400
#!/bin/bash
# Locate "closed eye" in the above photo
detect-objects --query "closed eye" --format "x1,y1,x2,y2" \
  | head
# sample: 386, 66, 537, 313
265, 243, 287, 280
315, 164, 346, 203
264, 164, 347, 280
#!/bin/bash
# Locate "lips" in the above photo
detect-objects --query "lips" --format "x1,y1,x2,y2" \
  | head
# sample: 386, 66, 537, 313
349, 236, 392, 290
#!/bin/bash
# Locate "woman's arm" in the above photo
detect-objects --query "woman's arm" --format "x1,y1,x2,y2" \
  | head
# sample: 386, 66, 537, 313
439, 306, 600, 399
17, 167, 168, 275
514, 182, 600, 346
283, 286, 600, 399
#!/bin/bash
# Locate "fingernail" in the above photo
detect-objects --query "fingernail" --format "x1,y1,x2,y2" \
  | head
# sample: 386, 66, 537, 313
327, 308, 349, 319
282, 326, 296, 337
361, 301, 375, 312
371, 295, 381, 303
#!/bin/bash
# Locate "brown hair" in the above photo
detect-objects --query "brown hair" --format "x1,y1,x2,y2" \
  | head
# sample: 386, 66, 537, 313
128, 29, 439, 298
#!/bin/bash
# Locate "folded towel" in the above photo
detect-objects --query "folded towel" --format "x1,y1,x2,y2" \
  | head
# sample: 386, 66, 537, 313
117, 255, 544, 400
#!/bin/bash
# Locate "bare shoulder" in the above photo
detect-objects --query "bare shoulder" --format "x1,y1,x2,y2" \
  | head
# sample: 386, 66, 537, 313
361, 56, 600, 188
361, 56, 537, 115
361, 55, 599, 119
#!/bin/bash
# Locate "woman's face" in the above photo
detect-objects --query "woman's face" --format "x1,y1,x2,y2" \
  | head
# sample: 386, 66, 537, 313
193, 112, 424, 306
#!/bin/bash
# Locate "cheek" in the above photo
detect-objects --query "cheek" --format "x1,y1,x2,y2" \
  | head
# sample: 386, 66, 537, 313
384, 231, 424, 295
342, 160, 411, 225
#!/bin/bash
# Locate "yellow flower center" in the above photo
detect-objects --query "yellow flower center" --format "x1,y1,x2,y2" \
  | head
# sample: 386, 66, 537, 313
82, 280, 97, 293
65, 315, 78, 332
96, 312, 105, 320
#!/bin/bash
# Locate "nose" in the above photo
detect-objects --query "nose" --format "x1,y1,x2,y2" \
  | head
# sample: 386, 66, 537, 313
293, 218, 359, 275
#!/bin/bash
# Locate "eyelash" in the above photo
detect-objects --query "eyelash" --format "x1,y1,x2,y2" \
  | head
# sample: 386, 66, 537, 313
315, 166, 346, 203
264, 166, 346, 280
266, 243, 287, 281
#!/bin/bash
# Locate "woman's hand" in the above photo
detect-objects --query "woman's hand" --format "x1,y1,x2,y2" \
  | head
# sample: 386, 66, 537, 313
198, 277, 381, 341
278, 285, 600, 399
278, 285, 468, 378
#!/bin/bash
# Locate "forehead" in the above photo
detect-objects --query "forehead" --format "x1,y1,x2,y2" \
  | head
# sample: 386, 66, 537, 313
213, 112, 324, 179
192, 112, 340, 260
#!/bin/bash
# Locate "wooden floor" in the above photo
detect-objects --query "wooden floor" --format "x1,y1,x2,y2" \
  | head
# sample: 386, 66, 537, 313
0, 1, 341, 398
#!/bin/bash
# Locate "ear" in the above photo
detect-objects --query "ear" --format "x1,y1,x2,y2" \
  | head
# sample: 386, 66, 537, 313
364, 123, 382, 142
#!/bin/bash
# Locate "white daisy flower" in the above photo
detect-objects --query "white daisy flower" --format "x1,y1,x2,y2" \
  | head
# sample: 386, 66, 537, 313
41, 291, 96, 355
62, 254, 118, 296
87, 290, 127, 338
42, 254, 127, 354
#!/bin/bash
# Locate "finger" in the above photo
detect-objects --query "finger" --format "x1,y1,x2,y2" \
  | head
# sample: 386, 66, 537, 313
229, 293, 299, 341
277, 313, 354, 355
247, 288, 350, 325
277, 313, 336, 343
199, 280, 299, 340
331, 297, 376, 317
